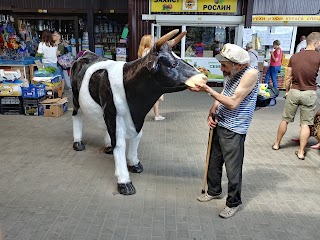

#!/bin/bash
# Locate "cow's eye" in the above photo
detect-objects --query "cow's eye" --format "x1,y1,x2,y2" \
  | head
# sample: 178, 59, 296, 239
172, 62, 177, 68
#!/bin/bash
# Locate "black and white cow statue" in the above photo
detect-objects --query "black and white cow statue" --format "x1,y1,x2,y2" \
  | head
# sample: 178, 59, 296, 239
70, 29, 207, 195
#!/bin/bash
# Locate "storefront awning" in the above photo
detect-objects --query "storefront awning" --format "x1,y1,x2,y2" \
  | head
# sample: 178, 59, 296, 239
142, 14, 243, 26
252, 15, 320, 26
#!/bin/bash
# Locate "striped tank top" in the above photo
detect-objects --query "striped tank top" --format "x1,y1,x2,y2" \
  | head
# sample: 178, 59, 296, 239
217, 66, 259, 135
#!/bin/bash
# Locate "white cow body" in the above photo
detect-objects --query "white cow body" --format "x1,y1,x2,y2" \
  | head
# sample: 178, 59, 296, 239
73, 60, 142, 184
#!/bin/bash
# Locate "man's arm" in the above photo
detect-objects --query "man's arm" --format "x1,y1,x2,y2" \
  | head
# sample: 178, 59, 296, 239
207, 90, 223, 129
284, 67, 293, 93
207, 69, 259, 110
296, 42, 302, 53
209, 93, 221, 114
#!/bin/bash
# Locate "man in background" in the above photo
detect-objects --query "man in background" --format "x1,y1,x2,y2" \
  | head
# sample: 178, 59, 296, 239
296, 35, 307, 53
272, 32, 320, 160
246, 42, 258, 68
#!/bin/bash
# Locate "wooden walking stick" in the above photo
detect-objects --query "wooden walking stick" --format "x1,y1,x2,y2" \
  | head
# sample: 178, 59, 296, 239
201, 113, 218, 194
0, 225, 3, 240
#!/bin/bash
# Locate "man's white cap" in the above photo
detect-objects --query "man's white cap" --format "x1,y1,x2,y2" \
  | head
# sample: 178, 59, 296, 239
215, 43, 250, 64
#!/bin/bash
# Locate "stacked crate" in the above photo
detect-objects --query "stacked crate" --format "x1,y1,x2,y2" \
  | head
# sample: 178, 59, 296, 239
32, 76, 63, 99
0, 96, 23, 115
21, 84, 46, 116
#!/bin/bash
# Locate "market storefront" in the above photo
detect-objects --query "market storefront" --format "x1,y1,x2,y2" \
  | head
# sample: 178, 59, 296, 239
250, 15, 320, 54
246, 15, 320, 89
0, 0, 128, 116
143, 0, 242, 82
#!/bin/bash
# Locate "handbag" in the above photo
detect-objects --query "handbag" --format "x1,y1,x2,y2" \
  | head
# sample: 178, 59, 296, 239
57, 53, 73, 69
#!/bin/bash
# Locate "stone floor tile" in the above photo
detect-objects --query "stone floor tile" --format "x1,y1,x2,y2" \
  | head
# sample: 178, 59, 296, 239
0, 91, 320, 240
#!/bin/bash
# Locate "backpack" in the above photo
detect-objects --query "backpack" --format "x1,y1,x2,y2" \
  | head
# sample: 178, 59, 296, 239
256, 86, 279, 107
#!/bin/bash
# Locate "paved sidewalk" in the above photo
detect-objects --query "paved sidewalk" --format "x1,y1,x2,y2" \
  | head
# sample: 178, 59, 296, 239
0, 90, 320, 240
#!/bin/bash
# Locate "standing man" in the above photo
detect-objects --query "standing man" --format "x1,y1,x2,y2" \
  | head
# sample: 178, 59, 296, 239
246, 42, 259, 68
295, 35, 307, 53
191, 44, 259, 218
272, 32, 320, 160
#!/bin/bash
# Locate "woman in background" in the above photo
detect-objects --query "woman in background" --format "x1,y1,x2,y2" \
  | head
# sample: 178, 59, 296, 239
37, 30, 58, 71
137, 34, 165, 121
264, 40, 282, 89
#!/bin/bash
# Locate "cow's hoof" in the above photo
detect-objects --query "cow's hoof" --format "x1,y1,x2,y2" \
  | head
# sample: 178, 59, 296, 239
73, 141, 85, 151
104, 146, 113, 154
128, 162, 143, 173
118, 182, 136, 195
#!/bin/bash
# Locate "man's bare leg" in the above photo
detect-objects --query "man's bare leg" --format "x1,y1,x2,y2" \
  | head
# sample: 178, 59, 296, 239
273, 120, 289, 150
298, 124, 310, 158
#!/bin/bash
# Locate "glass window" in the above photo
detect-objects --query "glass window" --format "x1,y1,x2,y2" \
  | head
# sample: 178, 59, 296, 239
185, 26, 235, 58
161, 26, 182, 56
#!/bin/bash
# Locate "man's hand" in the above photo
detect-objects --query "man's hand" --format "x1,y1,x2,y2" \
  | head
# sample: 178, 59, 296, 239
190, 83, 215, 96
188, 85, 202, 92
208, 113, 218, 129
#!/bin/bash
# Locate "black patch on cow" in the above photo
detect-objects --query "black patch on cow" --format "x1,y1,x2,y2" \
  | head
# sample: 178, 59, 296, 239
71, 52, 117, 148
123, 60, 163, 133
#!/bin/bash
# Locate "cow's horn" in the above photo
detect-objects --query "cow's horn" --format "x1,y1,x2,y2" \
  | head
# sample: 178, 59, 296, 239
156, 29, 179, 50
168, 31, 187, 47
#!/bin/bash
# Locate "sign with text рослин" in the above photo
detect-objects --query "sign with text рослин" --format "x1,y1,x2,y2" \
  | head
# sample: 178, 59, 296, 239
151, 0, 237, 13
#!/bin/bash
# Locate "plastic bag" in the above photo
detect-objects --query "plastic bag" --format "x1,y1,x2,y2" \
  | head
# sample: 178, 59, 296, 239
57, 53, 73, 69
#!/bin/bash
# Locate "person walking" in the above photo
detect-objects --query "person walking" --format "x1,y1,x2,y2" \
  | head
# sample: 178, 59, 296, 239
272, 32, 320, 160
137, 34, 165, 121
190, 44, 259, 218
264, 40, 282, 88
296, 35, 307, 53
246, 42, 258, 68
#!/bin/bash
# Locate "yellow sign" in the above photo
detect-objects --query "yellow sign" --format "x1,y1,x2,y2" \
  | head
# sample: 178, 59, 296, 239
252, 15, 320, 22
150, 0, 237, 13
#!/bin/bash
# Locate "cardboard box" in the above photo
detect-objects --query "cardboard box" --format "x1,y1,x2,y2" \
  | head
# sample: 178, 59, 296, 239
116, 48, 126, 55
41, 97, 68, 117
0, 79, 23, 96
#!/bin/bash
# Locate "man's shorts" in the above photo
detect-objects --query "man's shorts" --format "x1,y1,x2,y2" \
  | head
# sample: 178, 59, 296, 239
282, 89, 317, 125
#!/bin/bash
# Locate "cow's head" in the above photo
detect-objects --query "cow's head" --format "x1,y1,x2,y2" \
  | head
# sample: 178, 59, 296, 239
144, 29, 207, 93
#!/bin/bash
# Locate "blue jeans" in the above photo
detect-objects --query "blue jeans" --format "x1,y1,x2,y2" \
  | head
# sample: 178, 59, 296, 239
264, 65, 281, 88
207, 126, 246, 208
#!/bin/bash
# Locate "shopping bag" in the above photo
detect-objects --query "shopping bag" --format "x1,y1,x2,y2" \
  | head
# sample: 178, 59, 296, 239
57, 54, 73, 70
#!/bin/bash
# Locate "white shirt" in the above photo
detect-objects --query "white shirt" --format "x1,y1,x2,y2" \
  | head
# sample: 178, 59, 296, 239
248, 49, 258, 68
295, 40, 307, 53
37, 42, 58, 63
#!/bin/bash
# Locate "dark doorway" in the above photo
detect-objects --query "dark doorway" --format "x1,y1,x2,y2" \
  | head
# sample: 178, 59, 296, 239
295, 27, 320, 51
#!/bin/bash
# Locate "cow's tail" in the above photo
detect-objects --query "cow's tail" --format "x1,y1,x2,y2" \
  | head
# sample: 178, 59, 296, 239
70, 62, 80, 116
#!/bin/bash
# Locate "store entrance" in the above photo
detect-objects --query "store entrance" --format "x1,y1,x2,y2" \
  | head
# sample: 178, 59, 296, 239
185, 26, 235, 58
295, 27, 320, 51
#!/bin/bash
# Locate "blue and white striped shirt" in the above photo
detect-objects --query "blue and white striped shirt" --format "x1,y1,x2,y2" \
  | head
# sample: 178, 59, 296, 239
217, 66, 259, 135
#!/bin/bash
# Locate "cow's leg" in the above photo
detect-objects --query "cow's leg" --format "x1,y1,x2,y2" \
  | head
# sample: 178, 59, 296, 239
127, 131, 143, 173
72, 109, 85, 151
104, 131, 113, 154
114, 117, 135, 195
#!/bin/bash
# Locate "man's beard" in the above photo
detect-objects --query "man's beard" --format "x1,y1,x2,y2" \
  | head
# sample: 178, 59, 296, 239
223, 67, 239, 82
